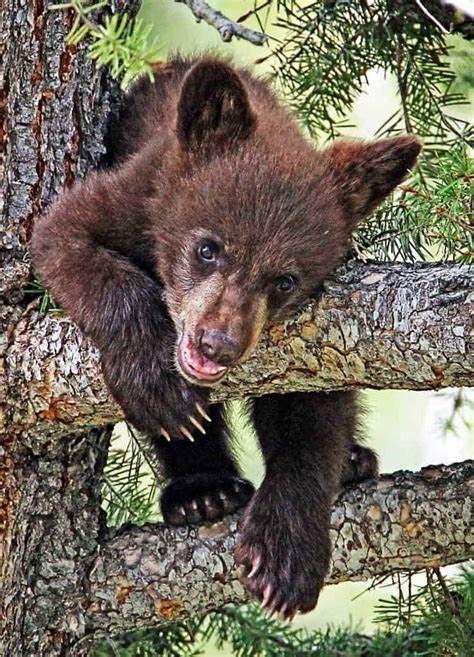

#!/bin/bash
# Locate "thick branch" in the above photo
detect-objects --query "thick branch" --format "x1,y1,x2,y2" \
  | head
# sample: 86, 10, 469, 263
175, 0, 267, 44
85, 461, 474, 636
4, 260, 472, 433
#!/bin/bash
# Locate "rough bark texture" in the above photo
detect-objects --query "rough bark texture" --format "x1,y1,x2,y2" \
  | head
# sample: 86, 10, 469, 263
0, 1, 139, 655
1, 427, 112, 657
2, 260, 471, 434
0, 0, 131, 325
0, 1, 473, 655
85, 461, 473, 638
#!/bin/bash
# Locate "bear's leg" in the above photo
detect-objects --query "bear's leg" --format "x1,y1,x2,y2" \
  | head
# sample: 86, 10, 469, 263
158, 403, 254, 526
236, 391, 365, 619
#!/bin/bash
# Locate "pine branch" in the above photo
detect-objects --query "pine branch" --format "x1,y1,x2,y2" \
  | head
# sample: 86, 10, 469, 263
51, 0, 162, 89
356, 143, 473, 262
102, 425, 161, 527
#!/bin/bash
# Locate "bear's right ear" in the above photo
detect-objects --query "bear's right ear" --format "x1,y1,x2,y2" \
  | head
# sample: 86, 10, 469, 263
176, 60, 256, 153
325, 135, 422, 228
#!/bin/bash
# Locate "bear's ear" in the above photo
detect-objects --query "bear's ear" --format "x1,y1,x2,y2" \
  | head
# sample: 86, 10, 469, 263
325, 135, 422, 227
176, 60, 256, 153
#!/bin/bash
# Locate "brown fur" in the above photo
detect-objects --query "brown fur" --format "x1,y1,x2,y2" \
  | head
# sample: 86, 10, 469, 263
31, 55, 421, 618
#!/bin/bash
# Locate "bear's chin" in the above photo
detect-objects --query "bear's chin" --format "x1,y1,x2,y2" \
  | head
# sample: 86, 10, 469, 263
176, 337, 228, 387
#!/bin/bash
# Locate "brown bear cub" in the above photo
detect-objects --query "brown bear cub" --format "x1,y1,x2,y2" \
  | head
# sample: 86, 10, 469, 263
31, 56, 421, 619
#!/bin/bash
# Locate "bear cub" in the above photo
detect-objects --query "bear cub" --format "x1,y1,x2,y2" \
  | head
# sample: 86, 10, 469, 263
31, 56, 421, 619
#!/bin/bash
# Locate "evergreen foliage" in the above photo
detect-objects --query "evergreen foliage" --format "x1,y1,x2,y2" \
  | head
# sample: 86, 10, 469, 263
24, 274, 64, 314
102, 425, 161, 527
357, 144, 473, 261
50, 0, 161, 88
263, 0, 473, 262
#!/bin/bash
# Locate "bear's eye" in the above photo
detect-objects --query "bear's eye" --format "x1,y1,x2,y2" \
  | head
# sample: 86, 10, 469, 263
198, 241, 219, 262
274, 274, 298, 294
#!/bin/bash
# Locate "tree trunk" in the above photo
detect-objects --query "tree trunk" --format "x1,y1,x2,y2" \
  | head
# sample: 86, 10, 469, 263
0, 1, 139, 654
0, 2, 472, 655
1, 427, 111, 656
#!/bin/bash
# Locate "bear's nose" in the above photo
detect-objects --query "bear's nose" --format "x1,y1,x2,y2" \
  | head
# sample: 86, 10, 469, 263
198, 329, 242, 366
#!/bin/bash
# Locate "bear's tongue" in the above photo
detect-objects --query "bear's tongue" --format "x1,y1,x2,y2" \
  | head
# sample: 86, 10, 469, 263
179, 337, 227, 381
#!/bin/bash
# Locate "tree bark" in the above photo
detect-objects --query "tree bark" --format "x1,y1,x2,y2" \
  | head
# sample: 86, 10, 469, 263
3, 259, 471, 434
0, 1, 139, 655
1, 427, 112, 657
84, 461, 473, 638
0, 1, 472, 655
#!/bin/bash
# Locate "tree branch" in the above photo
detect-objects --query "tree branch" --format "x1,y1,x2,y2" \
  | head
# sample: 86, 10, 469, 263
175, 0, 268, 45
4, 260, 472, 433
85, 461, 473, 635
416, 0, 450, 33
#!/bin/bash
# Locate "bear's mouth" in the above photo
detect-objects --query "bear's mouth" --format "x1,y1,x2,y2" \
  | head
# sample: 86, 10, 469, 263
177, 336, 228, 385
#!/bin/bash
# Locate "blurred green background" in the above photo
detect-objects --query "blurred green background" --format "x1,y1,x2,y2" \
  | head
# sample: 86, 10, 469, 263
118, 1, 474, 651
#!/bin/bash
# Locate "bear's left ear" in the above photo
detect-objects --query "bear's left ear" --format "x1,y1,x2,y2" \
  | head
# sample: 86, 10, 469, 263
325, 135, 422, 227
176, 60, 256, 153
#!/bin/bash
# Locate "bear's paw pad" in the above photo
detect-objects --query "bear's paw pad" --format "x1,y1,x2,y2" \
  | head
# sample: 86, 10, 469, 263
161, 474, 254, 526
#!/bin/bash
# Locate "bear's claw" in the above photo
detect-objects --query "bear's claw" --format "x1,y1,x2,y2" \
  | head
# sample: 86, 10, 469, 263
189, 416, 206, 434
195, 402, 212, 422
179, 425, 195, 442
160, 410, 209, 443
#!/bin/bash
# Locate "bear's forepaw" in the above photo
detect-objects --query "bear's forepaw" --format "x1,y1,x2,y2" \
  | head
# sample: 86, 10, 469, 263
235, 489, 329, 620
161, 473, 254, 525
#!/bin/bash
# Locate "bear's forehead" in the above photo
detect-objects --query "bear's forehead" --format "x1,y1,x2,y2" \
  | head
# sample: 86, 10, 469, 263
186, 187, 341, 264
183, 159, 340, 237
169, 148, 346, 278
186, 146, 335, 209
187, 219, 337, 288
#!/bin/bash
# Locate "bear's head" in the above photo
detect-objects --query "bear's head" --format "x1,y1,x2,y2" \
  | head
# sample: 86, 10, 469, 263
150, 60, 421, 386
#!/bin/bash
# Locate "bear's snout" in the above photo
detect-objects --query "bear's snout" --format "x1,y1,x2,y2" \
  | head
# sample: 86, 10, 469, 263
197, 328, 243, 366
